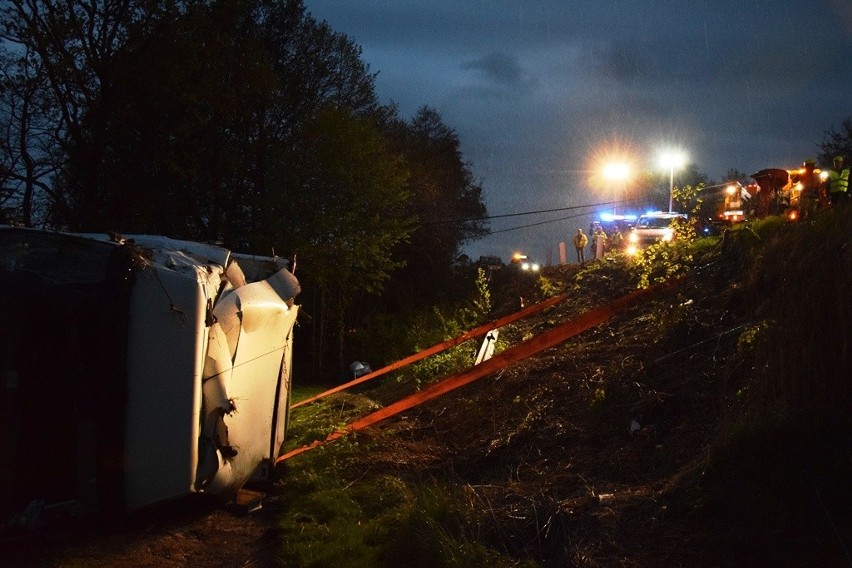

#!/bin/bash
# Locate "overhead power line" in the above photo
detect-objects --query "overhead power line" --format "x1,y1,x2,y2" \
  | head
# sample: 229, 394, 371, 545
424, 196, 649, 236
424, 199, 620, 226
486, 206, 617, 236
447, 201, 612, 223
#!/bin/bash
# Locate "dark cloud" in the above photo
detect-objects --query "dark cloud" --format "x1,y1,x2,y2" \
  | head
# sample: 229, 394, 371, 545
462, 51, 526, 86
589, 40, 654, 84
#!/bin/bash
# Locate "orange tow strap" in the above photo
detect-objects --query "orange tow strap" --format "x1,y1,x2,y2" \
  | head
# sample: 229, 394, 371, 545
276, 279, 680, 464
289, 292, 569, 409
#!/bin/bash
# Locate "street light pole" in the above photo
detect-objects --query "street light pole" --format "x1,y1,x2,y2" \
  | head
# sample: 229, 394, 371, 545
660, 151, 686, 213
668, 167, 674, 213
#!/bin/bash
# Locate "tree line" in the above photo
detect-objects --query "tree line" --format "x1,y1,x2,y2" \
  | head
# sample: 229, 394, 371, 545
0, 0, 489, 379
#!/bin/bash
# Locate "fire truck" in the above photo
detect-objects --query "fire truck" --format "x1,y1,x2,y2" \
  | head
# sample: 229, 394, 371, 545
719, 182, 754, 224
727, 162, 828, 223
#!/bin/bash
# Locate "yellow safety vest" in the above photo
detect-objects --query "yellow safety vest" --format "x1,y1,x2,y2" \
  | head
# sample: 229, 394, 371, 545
828, 168, 850, 194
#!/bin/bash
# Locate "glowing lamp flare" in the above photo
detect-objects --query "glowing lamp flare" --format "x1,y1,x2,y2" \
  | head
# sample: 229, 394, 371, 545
603, 162, 630, 180
659, 151, 687, 169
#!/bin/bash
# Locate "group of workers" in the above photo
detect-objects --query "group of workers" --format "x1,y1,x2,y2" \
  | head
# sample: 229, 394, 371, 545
797, 155, 849, 218
572, 224, 624, 264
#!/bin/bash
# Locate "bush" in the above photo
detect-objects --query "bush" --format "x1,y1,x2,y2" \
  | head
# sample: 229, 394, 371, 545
347, 268, 493, 376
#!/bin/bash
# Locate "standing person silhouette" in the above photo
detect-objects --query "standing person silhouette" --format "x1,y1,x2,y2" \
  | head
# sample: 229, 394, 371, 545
573, 228, 588, 264
594, 227, 607, 260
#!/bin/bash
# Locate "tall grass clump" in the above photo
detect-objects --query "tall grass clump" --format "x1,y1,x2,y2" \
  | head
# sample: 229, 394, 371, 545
740, 207, 852, 430
689, 210, 852, 562
276, 468, 535, 567
706, 210, 851, 499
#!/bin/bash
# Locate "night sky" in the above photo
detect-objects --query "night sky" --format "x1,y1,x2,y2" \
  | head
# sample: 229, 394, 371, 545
304, 1, 852, 263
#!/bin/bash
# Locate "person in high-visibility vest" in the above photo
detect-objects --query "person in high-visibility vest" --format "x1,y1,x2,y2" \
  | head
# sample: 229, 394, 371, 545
573, 228, 588, 264
827, 155, 850, 205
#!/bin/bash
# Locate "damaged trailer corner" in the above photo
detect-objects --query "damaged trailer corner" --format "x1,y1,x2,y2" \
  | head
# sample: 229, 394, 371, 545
0, 226, 300, 528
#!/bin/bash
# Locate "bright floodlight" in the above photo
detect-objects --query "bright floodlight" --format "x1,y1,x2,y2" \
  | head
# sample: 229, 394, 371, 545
602, 161, 631, 214
603, 162, 630, 180
659, 151, 686, 170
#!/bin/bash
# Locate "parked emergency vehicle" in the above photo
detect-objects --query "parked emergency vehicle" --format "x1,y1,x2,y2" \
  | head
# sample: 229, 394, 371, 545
625, 212, 687, 255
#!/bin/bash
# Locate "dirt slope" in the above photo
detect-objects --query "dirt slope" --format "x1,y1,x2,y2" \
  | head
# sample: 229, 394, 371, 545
356, 257, 743, 566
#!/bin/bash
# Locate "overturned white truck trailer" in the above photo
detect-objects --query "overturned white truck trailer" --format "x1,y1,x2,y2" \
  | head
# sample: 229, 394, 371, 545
0, 226, 300, 523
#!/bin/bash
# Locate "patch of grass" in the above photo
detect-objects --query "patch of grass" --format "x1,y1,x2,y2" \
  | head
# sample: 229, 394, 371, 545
290, 384, 330, 405
536, 274, 559, 297
276, 466, 536, 568
284, 392, 380, 451
277, 389, 536, 567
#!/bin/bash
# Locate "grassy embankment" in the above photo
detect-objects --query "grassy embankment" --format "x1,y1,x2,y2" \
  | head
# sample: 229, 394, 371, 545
274, 208, 852, 567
